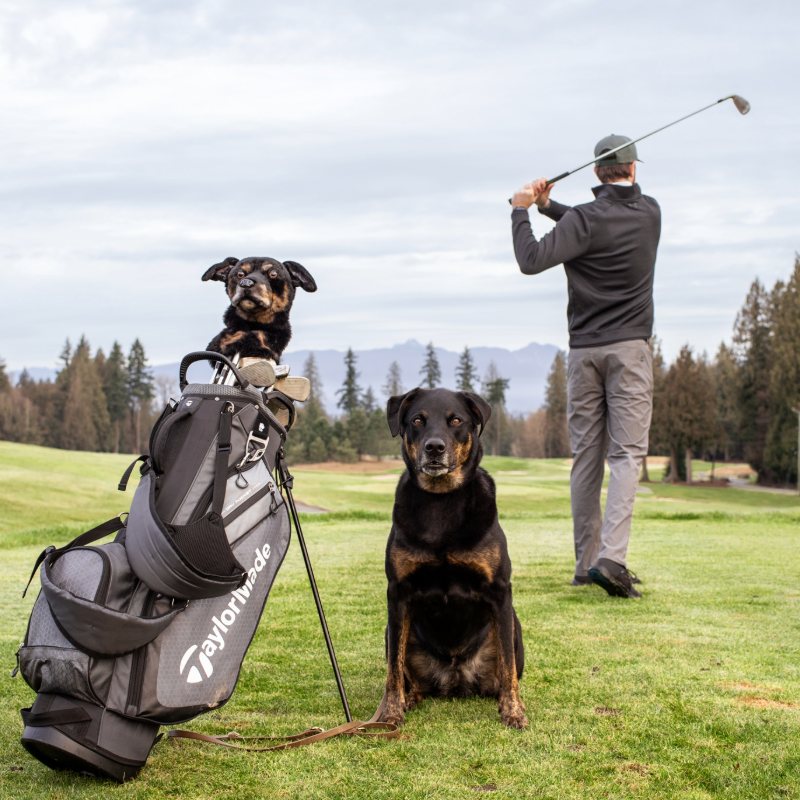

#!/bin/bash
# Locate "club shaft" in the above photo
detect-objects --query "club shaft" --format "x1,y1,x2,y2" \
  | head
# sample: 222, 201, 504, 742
546, 98, 728, 185
509, 96, 736, 203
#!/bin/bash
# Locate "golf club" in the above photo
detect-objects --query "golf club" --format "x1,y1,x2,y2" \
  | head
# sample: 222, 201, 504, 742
508, 94, 750, 204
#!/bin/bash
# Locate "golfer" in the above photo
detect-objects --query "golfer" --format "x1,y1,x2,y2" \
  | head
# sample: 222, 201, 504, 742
510, 136, 660, 599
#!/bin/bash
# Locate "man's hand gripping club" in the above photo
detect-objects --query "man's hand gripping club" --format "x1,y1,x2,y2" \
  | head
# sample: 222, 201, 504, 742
511, 177, 553, 211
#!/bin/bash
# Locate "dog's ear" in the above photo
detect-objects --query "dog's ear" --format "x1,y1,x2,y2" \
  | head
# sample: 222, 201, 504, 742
386, 388, 423, 438
459, 391, 492, 436
283, 261, 317, 293
202, 257, 239, 282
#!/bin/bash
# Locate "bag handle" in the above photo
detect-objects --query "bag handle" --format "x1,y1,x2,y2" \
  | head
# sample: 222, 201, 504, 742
179, 351, 250, 391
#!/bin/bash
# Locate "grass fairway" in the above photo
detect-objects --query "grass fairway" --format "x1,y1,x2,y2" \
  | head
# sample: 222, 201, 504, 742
1, 444, 800, 798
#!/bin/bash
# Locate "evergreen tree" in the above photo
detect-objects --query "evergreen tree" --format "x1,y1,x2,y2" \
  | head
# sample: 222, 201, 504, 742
711, 342, 742, 462
127, 339, 154, 453
455, 346, 479, 392
733, 279, 774, 478
419, 342, 441, 389
0, 358, 10, 393
481, 361, 510, 457
543, 351, 570, 458
765, 255, 800, 485
362, 386, 377, 413
302, 352, 324, 408
57, 336, 112, 451
105, 341, 129, 453
382, 361, 404, 398
59, 338, 72, 368
336, 348, 362, 414
659, 346, 718, 483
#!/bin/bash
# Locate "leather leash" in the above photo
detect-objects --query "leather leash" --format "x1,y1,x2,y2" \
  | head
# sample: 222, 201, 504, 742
167, 699, 397, 752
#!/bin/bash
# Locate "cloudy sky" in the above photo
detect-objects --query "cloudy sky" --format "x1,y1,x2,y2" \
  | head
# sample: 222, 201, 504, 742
1, 0, 797, 372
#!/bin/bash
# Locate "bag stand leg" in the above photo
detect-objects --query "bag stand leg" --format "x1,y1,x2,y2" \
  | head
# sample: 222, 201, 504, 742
277, 451, 353, 723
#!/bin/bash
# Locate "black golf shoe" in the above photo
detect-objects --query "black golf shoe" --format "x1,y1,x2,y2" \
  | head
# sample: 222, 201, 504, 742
570, 575, 593, 586
588, 559, 642, 599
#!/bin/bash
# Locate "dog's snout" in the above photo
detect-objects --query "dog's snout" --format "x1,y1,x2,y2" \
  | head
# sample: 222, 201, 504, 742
239, 278, 255, 288
425, 438, 446, 455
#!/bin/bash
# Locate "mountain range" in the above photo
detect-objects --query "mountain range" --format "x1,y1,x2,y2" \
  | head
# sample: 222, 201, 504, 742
11, 340, 561, 415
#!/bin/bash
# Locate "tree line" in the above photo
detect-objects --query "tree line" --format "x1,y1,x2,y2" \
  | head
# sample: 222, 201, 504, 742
2, 256, 797, 485
507, 255, 800, 487
285, 342, 522, 464
0, 337, 160, 454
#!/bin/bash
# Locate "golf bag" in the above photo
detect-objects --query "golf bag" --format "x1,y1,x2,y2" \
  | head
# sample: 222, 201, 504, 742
14, 352, 357, 782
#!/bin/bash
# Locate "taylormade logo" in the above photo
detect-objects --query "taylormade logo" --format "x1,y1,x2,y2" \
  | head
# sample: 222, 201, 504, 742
179, 543, 272, 684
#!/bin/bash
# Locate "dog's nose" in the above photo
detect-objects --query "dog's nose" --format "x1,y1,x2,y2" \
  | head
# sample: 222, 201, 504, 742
425, 438, 446, 455
239, 278, 254, 288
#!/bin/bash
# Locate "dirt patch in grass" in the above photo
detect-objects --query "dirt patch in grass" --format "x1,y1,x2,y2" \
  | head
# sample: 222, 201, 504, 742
719, 681, 783, 692
620, 762, 652, 776
737, 696, 799, 710
595, 706, 620, 716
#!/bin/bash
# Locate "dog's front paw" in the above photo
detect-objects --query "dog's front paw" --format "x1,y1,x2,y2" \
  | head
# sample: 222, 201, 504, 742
378, 694, 406, 727
499, 697, 528, 729
500, 709, 528, 729
379, 710, 405, 728
404, 688, 424, 712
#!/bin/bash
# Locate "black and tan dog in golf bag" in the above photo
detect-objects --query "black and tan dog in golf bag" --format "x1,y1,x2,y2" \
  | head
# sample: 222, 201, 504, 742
15, 352, 392, 782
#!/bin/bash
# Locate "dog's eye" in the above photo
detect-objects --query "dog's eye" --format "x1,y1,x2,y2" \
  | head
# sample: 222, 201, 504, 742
451, 417, 462, 426
236, 271, 245, 278
268, 269, 278, 279
413, 417, 423, 426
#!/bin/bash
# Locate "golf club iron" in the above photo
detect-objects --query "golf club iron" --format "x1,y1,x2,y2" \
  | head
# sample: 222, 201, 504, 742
508, 94, 750, 204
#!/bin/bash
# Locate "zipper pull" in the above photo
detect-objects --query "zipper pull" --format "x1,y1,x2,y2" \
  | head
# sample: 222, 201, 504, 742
11, 648, 21, 678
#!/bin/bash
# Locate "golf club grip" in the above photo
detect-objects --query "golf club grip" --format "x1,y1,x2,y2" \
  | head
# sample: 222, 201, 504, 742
507, 170, 571, 205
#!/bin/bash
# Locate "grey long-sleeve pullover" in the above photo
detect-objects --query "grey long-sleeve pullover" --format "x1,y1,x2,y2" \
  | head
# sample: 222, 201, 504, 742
511, 183, 661, 348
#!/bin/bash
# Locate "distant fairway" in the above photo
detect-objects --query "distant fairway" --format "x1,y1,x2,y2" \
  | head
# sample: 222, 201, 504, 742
1, 442, 799, 799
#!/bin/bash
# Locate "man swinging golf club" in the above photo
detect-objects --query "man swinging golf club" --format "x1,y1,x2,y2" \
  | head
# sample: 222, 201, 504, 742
510, 136, 660, 599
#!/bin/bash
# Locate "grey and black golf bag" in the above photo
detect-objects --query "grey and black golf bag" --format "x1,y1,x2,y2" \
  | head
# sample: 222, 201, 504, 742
15, 352, 359, 782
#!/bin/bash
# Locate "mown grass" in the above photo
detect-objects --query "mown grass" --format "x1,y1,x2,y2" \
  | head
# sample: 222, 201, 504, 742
1, 444, 799, 798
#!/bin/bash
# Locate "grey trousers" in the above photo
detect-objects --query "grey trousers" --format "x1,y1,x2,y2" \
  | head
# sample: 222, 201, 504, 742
567, 340, 653, 575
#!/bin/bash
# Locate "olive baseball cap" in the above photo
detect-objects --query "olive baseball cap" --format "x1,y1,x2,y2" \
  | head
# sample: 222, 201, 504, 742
594, 134, 639, 166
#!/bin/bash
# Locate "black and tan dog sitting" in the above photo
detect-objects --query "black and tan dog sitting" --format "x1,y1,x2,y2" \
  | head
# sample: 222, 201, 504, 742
379, 387, 527, 729
202, 256, 317, 363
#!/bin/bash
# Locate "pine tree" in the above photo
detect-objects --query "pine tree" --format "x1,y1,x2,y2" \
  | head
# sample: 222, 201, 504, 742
455, 346, 479, 392
362, 386, 377, 413
0, 358, 10, 393
127, 339, 154, 453
711, 342, 742, 462
659, 346, 718, 483
57, 336, 112, 451
765, 255, 800, 485
382, 361, 404, 398
336, 348, 362, 414
481, 362, 510, 457
105, 342, 129, 453
733, 279, 774, 478
419, 342, 441, 389
59, 338, 72, 368
543, 351, 570, 458
302, 353, 324, 407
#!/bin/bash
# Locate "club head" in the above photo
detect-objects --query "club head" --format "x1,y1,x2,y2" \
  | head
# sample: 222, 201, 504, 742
729, 94, 750, 115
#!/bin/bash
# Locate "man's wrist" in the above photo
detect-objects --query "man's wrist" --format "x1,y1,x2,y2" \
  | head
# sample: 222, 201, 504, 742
513, 206, 528, 212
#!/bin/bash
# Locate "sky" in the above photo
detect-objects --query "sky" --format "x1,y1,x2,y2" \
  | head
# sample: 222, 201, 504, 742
1, 0, 798, 372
